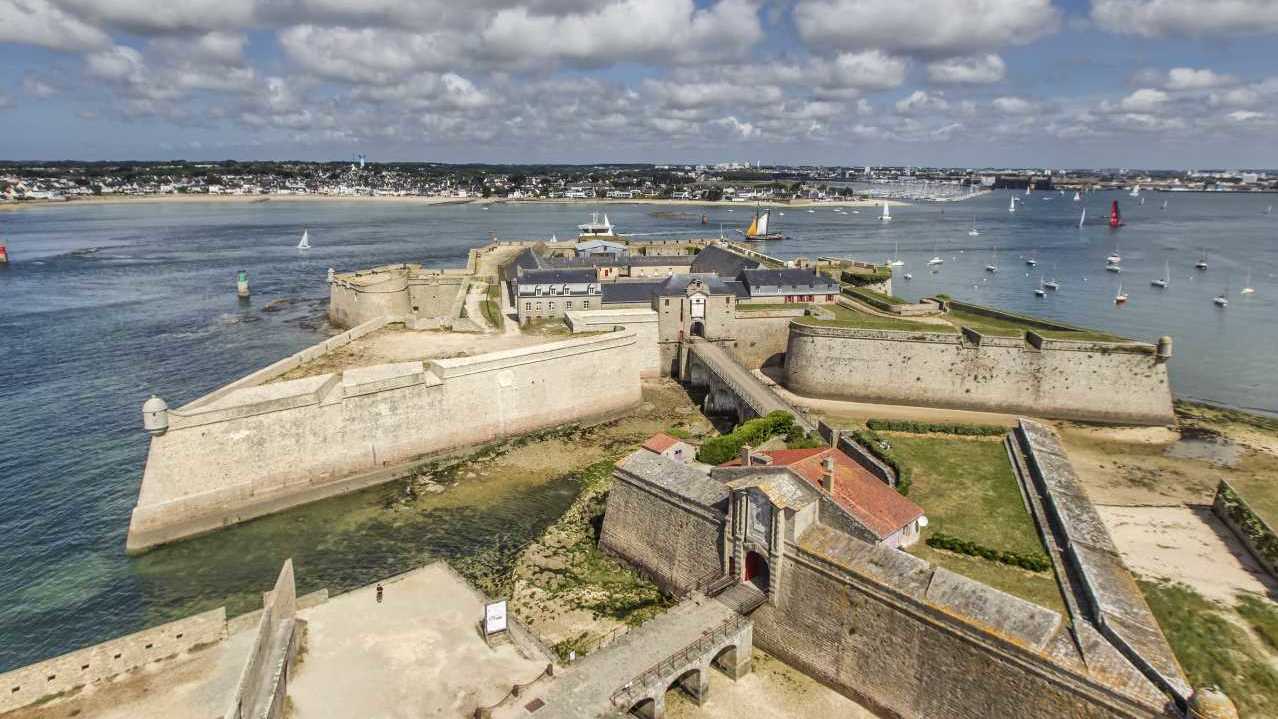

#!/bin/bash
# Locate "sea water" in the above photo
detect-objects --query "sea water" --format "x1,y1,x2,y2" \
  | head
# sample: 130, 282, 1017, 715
0, 192, 1274, 668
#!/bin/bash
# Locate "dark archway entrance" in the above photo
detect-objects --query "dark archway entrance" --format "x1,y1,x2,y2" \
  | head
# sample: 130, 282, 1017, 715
690, 320, 705, 337
744, 551, 769, 591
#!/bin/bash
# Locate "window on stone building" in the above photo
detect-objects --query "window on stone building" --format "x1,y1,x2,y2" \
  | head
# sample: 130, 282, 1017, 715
525, 302, 531, 311
584, 300, 591, 309
566, 301, 573, 310
549, 301, 556, 310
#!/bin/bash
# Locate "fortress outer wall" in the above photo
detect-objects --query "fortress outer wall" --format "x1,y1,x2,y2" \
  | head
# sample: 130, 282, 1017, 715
126, 330, 642, 553
784, 323, 1174, 425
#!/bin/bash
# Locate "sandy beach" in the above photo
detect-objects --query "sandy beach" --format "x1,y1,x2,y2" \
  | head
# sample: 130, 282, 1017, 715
0, 193, 906, 213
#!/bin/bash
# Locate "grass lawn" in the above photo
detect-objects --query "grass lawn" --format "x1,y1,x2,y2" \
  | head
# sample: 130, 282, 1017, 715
482, 283, 504, 330
1140, 581, 1278, 718
888, 434, 1043, 556
888, 432, 1065, 612
943, 309, 1126, 343
797, 304, 955, 333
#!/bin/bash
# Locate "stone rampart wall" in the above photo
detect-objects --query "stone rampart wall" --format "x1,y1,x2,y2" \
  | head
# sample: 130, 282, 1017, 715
565, 309, 660, 377
0, 607, 227, 713
224, 560, 298, 719
730, 314, 798, 369
754, 548, 1164, 719
1213, 479, 1278, 580
328, 265, 469, 329
183, 316, 393, 411
1017, 420, 1190, 707
128, 330, 642, 551
784, 323, 1174, 425
600, 473, 726, 592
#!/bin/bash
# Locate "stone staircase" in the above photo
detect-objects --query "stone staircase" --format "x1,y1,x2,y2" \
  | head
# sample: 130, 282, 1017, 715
714, 582, 767, 616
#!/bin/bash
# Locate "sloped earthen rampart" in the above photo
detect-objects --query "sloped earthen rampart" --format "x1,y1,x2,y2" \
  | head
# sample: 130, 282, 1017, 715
784, 323, 1174, 425
127, 330, 642, 552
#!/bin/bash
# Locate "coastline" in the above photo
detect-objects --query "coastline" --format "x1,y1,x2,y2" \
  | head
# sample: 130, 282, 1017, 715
0, 194, 907, 212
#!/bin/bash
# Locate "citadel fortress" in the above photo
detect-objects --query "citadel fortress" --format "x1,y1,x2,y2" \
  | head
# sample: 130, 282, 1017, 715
3, 228, 1244, 719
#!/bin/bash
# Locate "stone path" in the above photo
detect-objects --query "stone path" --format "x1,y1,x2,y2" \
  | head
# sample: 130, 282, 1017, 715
687, 338, 815, 431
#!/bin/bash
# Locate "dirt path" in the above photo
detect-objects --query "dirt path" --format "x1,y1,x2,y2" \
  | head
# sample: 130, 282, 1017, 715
464, 281, 493, 332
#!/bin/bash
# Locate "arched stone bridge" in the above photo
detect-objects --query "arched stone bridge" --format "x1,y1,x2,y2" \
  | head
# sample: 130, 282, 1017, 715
610, 612, 753, 719
678, 338, 815, 432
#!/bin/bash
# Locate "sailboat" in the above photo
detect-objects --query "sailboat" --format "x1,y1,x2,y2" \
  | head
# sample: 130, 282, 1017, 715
1025, 184, 1032, 196
928, 255, 944, 266
1034, 277, 1046, 297
1130, 185, 1141, 198
1195, 250, 1208, 271
1073, 192, 1081, 202
739, 206, 784, 241
1161, 200, 1168, 210
1107, 239, 1121, 265
985, 247, 999, 273
968, 217, 980, 237
1242, 270, 1255, 295
1266, 205, 1272, 216
880, 202, 892, 223
1043, 274, 1060, 290
1079, 207, 1087, 228
297, 229, 311, 250
1214, 283, 1229, 306
888, 240, 904, 266
1109, 201, 1124, 228
1140, 196, 1145, 206
1151, 261, 1169, 288
1008, 196, 1016, 213
1025, 250, 1038, 267
1115, 283, 1128, 304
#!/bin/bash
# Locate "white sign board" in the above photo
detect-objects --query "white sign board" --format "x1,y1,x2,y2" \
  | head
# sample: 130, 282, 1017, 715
484, 600, 508, 635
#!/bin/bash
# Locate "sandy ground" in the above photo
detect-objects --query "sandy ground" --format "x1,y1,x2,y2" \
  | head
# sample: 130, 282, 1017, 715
286, 563, 546, 719
1096, 505, 1276, 603
273, 326, 559, 382
664, 649, 875, 719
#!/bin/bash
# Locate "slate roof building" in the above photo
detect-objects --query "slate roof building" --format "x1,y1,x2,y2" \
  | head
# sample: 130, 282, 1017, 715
515, 268, 600, 323
739, 269, 841, 304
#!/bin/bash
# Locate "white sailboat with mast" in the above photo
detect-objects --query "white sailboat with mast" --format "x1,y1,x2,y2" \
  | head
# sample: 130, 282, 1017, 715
1009, 195, 1016, 213
1079, 207, 1086, 228
1151, 261, 1169, 288
880, 202, 892, 222
1242, 270, 1255, 295
888, 240, 904, 266
968, 217, 980, 236
985, 247, 999, 273
297, 229, 311, 250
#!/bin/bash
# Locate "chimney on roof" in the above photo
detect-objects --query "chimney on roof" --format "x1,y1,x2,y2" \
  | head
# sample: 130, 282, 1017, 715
821, 456, 835, 492
740, 444, 753, 467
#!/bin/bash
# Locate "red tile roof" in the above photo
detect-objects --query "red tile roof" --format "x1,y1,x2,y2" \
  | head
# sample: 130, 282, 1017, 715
722, 447, 924, 539
642, 433, 684, 454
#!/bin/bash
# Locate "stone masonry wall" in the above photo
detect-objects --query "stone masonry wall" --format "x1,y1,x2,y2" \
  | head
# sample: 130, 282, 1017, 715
128, 330, 642, 551
784, 323, 1174, 425
729, 314, 795, 369
600, 476, 726, 592
0, 607, 228, 714
754, 551, 1164, 719
565, 309, 661, 377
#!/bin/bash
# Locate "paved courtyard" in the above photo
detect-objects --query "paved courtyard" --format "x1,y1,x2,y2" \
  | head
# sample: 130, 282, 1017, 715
286, 562, 547, 718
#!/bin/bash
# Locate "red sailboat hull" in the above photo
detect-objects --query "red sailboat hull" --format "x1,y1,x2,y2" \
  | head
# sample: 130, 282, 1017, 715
1109, 201, 1123, 228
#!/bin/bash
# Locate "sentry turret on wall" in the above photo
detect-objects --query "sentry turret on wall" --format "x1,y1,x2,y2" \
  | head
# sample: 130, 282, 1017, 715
142, 395, 168, 436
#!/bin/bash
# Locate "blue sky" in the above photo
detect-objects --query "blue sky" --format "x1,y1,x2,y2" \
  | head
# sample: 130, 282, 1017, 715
1, 0, 1276, 168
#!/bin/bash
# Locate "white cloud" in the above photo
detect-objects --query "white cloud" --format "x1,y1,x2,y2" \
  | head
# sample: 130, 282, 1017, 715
1227, 110, 1267, 122
895, 90, 948, 114
827, 50, 907, 90
1119, 88, 1168, 112
927, 54, 1006, 84
992, 96, 1036, 114
794, 0, 1059, 55
23, 75, 58, 97
0, 94, 13, 110
52, 0, 257, 34
714, 115, 761, 139
0, 0, 110, 50
1092, 0, 1278, 38
1165, 67, 1236, 90
479, 0, 763, 68
643, 80, 782, 110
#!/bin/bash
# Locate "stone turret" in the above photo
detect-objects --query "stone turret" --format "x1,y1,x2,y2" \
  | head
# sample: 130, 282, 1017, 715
142, 395, 169, 436
1188, 686, 1239, 719
1157, 335, 1173, 362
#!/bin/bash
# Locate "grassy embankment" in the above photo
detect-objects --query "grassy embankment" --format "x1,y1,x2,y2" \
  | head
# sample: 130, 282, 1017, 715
943, 308, 1127, 343
1141, 581, 1278, 718
795, 303, 955, 333
884, 432, 1066, 613
480, 282, 504, 331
